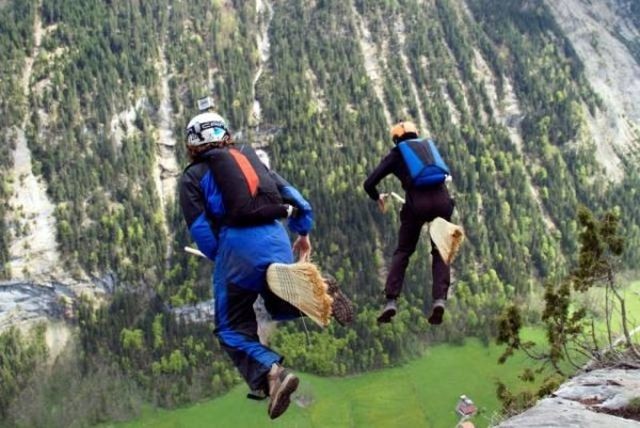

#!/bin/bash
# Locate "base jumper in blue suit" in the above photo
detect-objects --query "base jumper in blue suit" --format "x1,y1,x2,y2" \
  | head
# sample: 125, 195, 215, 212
179, 111, 313, 419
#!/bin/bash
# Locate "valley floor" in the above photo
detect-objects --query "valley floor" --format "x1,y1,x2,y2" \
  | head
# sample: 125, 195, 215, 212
107, 281, 640, 428
109, 330, 546, 428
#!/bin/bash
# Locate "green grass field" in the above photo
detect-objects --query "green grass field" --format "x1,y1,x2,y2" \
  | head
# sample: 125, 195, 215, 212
611, 280, 640, 328
626, 280, 640, 327
111, 282, 640, 428
584, 279, 640, 337
112, 329, 546, 428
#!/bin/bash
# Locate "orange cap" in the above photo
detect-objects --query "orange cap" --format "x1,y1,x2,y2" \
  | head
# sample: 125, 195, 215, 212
390, 121, 418, 142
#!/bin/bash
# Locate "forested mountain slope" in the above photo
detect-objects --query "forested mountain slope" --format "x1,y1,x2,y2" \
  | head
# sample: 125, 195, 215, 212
2, 0, 638, 296
0, 0, 639, 415
547, 0, 640, 179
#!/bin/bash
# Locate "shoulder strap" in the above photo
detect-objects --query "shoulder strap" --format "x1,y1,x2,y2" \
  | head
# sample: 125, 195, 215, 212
228, 147, 260, 197
425, 139, 449, 175
397, 139, 430, 178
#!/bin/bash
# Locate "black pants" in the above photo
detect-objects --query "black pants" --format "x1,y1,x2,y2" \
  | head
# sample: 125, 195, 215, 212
385, 184, 455, 302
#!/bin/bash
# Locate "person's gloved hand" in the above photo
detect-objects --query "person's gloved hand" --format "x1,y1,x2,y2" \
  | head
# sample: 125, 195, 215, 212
281, 186, 313, 235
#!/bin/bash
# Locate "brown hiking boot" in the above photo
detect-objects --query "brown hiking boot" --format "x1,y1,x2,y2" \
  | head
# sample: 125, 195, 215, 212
267, 365, 299, 419
324, 275, 354, 326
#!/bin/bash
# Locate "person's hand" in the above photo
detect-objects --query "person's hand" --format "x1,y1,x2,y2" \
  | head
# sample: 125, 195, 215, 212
293, 235, 312, 262
377, 194, 388, 213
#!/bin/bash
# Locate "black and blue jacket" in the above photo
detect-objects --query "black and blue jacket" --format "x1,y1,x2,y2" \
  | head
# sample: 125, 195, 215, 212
180, 144, 313, 261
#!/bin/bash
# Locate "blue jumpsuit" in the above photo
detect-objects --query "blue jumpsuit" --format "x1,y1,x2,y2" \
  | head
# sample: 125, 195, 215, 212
180, 147, 313, 392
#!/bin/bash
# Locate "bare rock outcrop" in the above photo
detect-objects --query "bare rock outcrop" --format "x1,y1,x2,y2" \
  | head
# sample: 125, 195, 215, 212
497, 368, 640, 427
546, 0, 640, 180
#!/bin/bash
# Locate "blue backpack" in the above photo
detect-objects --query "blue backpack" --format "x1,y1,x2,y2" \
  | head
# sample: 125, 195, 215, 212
397, 138, 450, 187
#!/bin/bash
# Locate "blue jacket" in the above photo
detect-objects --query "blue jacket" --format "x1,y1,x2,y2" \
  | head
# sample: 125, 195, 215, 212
179, 145, 313, 289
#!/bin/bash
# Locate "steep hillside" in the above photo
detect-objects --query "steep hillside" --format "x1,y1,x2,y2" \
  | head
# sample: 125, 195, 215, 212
0, 0, 639, 419
6, 5, 61, 280
1, 0, 638, 293
0, 0, 638, 343
547, 0, 640, 179
0, 1, 38, 279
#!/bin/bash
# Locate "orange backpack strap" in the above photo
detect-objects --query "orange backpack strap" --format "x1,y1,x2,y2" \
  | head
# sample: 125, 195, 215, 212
229, 148, 260, 196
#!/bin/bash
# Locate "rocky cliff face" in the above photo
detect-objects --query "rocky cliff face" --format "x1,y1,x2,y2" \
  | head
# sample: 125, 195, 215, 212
0, 275, 114, 332
6, 6, 61, 281
546, 0, 640, 181
497, 368, 640, 427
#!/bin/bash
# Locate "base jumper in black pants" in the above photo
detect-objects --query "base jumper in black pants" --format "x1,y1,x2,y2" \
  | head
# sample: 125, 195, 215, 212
364, 121, 455, 325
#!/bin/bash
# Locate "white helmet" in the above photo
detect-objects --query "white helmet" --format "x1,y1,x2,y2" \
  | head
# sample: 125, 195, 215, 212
185, 112, 229, 146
